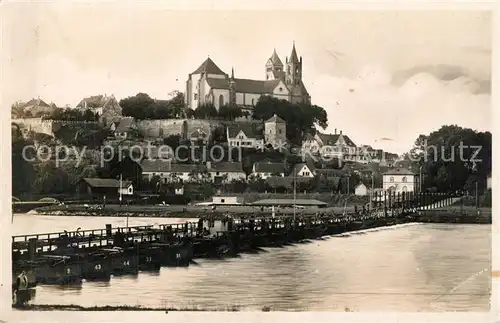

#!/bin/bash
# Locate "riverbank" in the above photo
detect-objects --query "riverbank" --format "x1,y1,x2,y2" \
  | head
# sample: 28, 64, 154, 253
30, 204, 352, 217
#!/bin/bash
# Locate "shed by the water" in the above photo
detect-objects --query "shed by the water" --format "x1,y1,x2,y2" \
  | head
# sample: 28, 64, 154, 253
76, 178, 133, 197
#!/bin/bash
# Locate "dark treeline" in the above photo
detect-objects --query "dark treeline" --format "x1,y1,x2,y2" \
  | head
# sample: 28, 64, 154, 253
407, 125, 491, 194
44, 108, 100, 121
120, 92, 186, 120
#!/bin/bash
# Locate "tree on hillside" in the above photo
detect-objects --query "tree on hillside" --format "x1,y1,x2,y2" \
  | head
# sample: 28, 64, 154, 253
408, 125, 491, 193
120, 91, 186, 120
218, 104, 243, 121
120, 93, 156, 119
44, 108, 98, 121
252, 96, 328, 145
150, 100, 170, 119
167, 91, 186, 118
194, 103, 218, 119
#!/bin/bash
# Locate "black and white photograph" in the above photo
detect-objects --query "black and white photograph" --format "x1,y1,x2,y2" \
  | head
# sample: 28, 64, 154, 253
2, 1, 495, 320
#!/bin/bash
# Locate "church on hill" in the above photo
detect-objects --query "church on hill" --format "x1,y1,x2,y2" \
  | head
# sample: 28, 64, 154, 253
184, 43, 311, 113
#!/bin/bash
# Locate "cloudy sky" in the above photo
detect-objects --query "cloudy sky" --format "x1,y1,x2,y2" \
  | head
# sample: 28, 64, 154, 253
1, 3, 492, 154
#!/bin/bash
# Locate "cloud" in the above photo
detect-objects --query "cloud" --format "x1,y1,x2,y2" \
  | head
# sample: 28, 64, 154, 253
309, 65, 491, 155
392, 64, 491, 94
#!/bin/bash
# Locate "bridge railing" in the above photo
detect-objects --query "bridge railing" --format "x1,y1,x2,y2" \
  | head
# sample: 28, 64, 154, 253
12, 225, 155, 244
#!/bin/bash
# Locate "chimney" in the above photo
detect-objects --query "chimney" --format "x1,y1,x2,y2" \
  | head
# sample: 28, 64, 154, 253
340, 130, 343, 135
334, 128, 337, 135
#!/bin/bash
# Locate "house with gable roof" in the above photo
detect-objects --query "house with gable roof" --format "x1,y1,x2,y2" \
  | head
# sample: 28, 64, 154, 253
76, 94, 120, 116
251, 161, 286, 179
289, 161, 316, 178
140, 159, 205, 183
113, 117, 137, 140
302, 128, 357, 159
15, 97, 56, 117
185, 43, 310, 114
226, 123, 264, 149
76, 94, 122, 126
188, 127, 210, 144
206, 161, 246, 184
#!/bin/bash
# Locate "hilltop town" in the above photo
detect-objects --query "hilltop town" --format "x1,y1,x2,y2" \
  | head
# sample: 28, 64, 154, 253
11, 44, 489, 207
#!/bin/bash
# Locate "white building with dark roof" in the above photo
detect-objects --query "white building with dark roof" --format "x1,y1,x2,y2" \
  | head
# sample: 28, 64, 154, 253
289, 161, 316, 178
251, 161, 286, 179
185, 43, 311, 113
302, 129, 357, 159
382, 168, 416, 193
76, 95, 122, 126
264, 114, 287, 148
206, 161, 246, 184
226, 122, 264, 149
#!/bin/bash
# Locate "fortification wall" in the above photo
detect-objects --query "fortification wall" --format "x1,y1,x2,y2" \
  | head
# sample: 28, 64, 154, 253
12, 118, 100, 137
12, 118, 54, 136
136, 119, 220, 139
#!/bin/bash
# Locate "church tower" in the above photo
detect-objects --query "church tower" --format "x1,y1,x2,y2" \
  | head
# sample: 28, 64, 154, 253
265, 48, 284, 80
229, 67, 236, 106
285, 42, 302, 86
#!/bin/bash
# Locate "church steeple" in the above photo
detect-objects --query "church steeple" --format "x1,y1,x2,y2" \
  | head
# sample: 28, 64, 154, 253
285, 42, 302, 86
265, 48, 284, 80
269, 48, 283, 67
289, 41, 299, 63
229, 67, 236, 106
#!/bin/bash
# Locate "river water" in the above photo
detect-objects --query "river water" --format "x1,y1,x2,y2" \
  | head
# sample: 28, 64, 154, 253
12, 214, 491, 311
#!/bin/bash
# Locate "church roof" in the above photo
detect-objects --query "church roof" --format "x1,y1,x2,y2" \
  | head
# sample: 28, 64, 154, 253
265, 114, 285, 124
191, 57, 226, 75
206, 77, 281, 94
289, 43, 299, 63
267, 49, 283, 67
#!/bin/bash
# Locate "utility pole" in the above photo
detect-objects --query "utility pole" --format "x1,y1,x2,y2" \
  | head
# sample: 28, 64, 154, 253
370, 172, 374, 209
293, 170, 296, 222
475, 181, 479, 209
419, 164, 424, 193
119, 173, 123, 207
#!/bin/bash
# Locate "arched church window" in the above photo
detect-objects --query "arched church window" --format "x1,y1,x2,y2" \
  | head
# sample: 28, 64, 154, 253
219, 95, 224, 107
